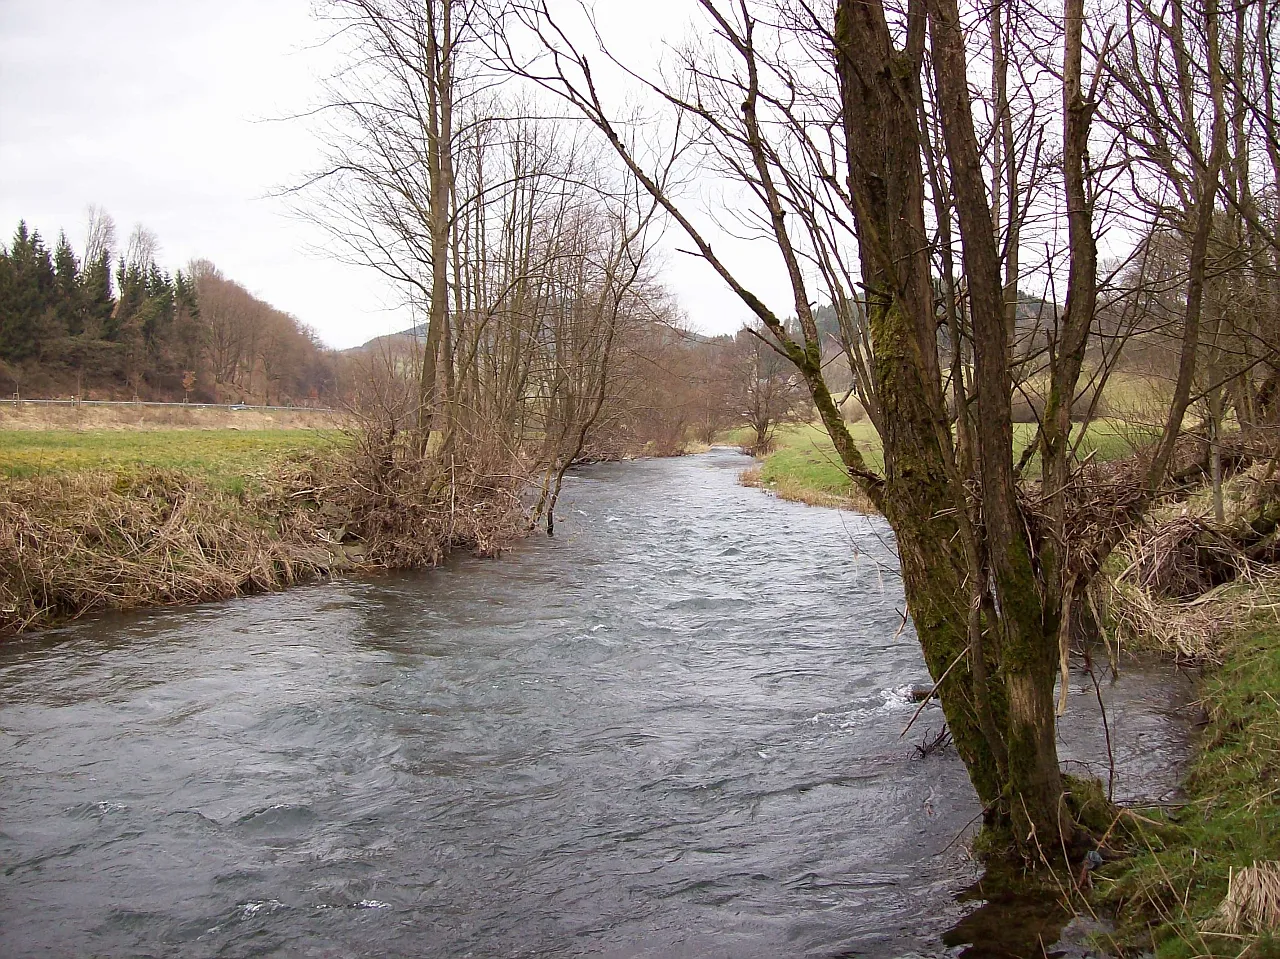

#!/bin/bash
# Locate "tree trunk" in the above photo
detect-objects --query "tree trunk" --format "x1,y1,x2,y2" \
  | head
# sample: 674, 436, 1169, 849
836, 0, 1072, 853
834, 0, 1008, 822
416, 0, 455, 454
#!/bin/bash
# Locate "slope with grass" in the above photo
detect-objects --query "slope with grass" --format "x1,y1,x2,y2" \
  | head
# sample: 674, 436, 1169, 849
1103, 616, 1280, 957
735, 418, 1152, 513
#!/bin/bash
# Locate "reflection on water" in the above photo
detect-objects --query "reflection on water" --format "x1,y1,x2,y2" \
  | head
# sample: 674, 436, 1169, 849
0, 449, 1190, 957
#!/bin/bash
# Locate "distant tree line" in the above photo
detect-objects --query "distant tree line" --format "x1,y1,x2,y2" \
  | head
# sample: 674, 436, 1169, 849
0, 209, 336, 404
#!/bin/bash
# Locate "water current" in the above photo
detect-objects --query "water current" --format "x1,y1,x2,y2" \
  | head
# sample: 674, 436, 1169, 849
1, 449, 1192, 957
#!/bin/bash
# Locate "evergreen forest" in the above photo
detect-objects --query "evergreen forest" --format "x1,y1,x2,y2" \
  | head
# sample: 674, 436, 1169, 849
0, 215, 336, 405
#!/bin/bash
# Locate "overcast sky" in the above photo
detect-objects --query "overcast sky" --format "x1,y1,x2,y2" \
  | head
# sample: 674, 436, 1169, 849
0, 1, 789, 350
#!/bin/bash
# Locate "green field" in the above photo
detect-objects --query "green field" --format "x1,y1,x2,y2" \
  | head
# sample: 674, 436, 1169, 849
0, 429, 342, 491
754, 422, 880, 497
733, 418, 1158, 508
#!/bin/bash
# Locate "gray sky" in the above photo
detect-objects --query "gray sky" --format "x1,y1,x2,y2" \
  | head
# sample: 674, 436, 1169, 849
0, 1, 784, 349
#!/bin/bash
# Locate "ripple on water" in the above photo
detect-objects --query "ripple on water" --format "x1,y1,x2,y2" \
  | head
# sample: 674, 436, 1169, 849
0, 450, 1192, 959
233, 803, 317, 836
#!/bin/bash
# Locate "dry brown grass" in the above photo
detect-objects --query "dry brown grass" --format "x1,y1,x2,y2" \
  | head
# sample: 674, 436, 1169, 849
1101, 574, 1258, 663
1204, 862, 1280, 938
1104, 534, 1280, 663
0, 403, 345, 432
1102, 461, 1280, 662
0, 469, 329, 633
1120, 514, 1258, 600
0, 443, 529, 636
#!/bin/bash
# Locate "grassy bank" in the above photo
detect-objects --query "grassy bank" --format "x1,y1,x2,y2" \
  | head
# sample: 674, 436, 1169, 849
0, 429, 526, 636
1102, 613, 1280, 957
736, 422, 880, 511
735, 418, 1151, 513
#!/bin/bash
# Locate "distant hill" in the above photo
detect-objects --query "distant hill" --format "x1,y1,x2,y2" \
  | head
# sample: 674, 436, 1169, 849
344, 325, 425, 356
347, 318, 721, 355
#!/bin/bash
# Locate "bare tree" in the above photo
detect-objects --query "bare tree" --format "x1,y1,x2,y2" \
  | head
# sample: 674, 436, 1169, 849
82, 205, 116, 268
503, 0, 1227, 859
726, 327, 809, 454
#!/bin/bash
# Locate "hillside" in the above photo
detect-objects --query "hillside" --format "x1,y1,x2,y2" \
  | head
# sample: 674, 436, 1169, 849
0, 216, 339, 406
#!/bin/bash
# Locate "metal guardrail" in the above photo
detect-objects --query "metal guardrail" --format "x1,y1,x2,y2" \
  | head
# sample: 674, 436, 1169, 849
6, 397, 338, 414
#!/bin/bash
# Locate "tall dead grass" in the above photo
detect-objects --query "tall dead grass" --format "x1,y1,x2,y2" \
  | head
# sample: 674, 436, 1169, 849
0, 470, 325, 633
1104, 464, 1280, 662
1204, 862, 1280, 938
0, 403, 344, 432
0, 443, 530, 636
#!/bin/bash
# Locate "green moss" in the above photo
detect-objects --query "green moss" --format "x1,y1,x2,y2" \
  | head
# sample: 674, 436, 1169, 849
1102, 625, 1280, 957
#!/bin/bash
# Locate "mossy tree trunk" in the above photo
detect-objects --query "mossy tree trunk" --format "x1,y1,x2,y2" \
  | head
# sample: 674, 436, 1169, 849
832, 0, 1070, 854
517, 0, 1210, 863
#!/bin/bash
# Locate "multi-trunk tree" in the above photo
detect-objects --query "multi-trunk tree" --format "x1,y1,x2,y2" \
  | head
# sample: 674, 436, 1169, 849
505, 0, 1267, 860
307, 0, 673, 526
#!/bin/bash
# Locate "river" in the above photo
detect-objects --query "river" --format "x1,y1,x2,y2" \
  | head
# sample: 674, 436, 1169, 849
1, 448, 1190, 957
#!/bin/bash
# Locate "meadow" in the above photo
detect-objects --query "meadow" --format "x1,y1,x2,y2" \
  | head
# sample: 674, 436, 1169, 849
734, 417, 1161, 511
0, 429, 343, 491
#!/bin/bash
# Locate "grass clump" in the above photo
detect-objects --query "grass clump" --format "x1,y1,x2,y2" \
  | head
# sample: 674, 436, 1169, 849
1102, 623, 1280, 957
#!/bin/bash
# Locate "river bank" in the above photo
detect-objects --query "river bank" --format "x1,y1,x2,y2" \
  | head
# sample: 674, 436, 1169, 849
0, 422, 706, 637
0, 433, 528, 637
741, 422, 1280, 956
1099, 612, 1280, 957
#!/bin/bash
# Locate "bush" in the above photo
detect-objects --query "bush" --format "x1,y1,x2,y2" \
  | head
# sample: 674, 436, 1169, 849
1009, 389, 1110, 424
841, 395, 866, 423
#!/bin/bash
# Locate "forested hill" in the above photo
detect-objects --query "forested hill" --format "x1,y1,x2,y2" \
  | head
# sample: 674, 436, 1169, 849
0, 217, 338, 405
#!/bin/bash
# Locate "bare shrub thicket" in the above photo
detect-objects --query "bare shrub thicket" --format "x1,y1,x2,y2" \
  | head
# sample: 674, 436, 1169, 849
725, 327, 812, 454
300, 0, 715, 536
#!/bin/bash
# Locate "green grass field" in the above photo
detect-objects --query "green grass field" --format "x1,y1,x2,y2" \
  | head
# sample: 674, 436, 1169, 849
0, 429, 342, 491
755, 422, 880, 497
731, 417, 1159, 509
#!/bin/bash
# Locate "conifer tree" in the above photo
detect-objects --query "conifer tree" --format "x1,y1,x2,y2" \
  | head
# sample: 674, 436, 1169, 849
53, 232, 82, 336
79, 249, 115, 338
0, 222, 57, 362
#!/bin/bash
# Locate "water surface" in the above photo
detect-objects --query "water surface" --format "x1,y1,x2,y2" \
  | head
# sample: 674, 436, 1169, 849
0, 449, 1190, 956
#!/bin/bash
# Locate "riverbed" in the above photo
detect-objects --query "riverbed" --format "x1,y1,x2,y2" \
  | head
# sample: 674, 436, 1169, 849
0, 448, 1191, 957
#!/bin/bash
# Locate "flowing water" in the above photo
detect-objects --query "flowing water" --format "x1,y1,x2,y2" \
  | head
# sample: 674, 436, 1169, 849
1, 449, 1191, 957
